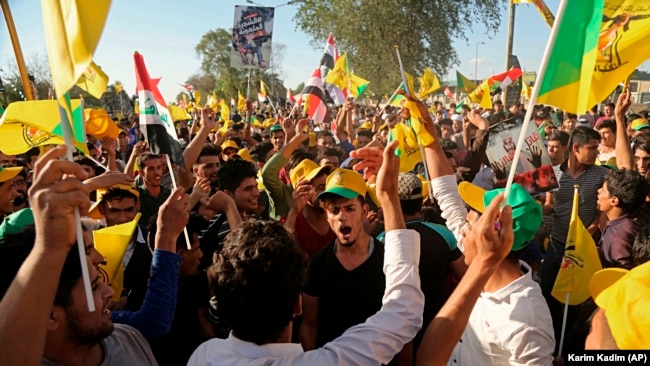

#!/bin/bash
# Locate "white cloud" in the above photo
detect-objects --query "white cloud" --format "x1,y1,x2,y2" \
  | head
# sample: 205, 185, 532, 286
468, 57, 487, 66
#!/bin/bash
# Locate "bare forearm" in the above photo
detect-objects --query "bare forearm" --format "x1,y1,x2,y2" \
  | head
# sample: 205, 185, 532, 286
281, 136, 307, 160
416, 257, 498, 365
224, 205, 242, 232
183, 127, 210, 168
381, 196, 405, 231
284, 209, 299, 231
124, 151, 138, 176
0, 246, 68, 366
615, 112, 633, 169
425, 143, 454, 179
107, 152, 117, 171
346, 109, 356, 142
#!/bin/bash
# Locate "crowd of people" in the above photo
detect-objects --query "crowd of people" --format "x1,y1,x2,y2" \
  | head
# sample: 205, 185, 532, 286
0, 87, 649, 365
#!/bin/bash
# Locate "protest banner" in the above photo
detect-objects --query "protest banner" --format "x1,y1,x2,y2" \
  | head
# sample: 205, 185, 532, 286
486, 116, 557, 196
230, 6, 275, 69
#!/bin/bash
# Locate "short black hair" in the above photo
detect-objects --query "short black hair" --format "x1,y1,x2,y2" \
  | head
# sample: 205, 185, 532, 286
147, 212, 206, 253
568, 126, 601, 148
440, 138, 458, 152
318, 131, 334, 139
316, 147, 342, 162
231, 123, 244, 132
137, 152, 161, 170
197, 144, 221, 163
604, 168, 650, 213
209, 219, 307, 345
0, 225, 82, 308
439, 118, 453, 127
357, 130, 374, 140
632, 134, 650, 154
401, 198, 423, 216
218, 159, 257, 193
633, 225, 650, 266
101, 187, 139, 204
548, 131, 570, 147
286, 149, 315, 172
249, 142, 274, 164
597, 119, 617, 133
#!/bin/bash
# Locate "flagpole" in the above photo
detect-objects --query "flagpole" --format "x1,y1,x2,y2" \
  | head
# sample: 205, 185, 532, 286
164, 155, 192, 250
379, 85, 401, 116
1, 0, 35, 100
395, 46, 433, 193
557, 291, 570, 356
502, 0, 568, 202
58, 93, 95, 312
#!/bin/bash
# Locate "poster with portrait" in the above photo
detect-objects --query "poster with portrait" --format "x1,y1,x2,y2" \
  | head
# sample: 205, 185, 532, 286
230, 6, 274, 69
486, 117, 558, 197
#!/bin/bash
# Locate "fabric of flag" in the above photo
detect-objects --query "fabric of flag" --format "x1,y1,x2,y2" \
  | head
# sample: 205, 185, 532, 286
260, 81, 269, 97
349, 73, 369, 98
444, 85, 453, 99
325, 53, 349, 90
219, 99, 230, 122
41, 0, 112, 98
552, 188, 602, 305
287, 88, 296, 104
456, 70, 478, 94
417, 68, 441, 98
521, 82, 532, 99
389, 122, 422, 173
512, 0, 555, 28
76, 61, 109, 99
0, 100, 87, 155
403, 95, 435, 147
194, 91, 202, 106
237, 90, 246, 111
134, 52, 184, 166
320, 32, 338, 69
469, 79, 494, 109
536, 0, 603, 113
94, 213, 141, 302
325, 84, 347, 106
455, 99, 466, 113
388, 83, 407, 107
491, 68, 523, 91
300, 68, 329, 123
404, 72, 416, 98
257, 92, 268, 104
168, 105, 192, 122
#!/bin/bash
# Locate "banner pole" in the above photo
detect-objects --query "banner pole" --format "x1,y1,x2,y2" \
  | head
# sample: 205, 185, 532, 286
1, 0, 34, 100
164, 154, 191, 250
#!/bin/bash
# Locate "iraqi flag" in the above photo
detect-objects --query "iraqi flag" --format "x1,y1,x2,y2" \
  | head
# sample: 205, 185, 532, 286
134, 52, 184, 167
324, 83, 348, 106
257, 92, 268, 104
286, 88, 296, 104
444, 85, 453, 99
491, 67, 523, 90
300, 68, 329, 123
320, 32, 338, 70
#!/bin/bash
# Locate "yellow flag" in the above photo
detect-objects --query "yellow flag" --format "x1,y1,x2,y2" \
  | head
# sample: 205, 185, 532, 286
194, 91, 202, 106
404, 97, 435, 147
390, 123, 423, 172
479, 82, 493, 109
218, 120, 231, 136
404, 71, 416, 98
552, 188, 602, 305
210, 92, 219, 111
41, 0, 112, 97
417, 68, 441, 98
349, 72, 370, 98
94, 213, 141, 303
0, 99, 87, 154
521, 82, 532, 99
238, 91, 246, 112
260, 80, 268, 97
325, 53, 349, 90
168, 105, 192, 121
219, 99, 230, 122
76, 61, 109, 99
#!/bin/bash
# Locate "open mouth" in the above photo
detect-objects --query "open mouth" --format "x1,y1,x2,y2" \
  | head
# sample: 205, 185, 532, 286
339, 226, 352, 240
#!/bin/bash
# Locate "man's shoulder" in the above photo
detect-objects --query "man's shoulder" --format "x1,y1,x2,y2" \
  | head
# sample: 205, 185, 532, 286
310, 241, 336, 262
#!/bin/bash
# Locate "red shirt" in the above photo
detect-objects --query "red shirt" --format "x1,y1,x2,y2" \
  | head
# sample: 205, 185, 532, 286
294, 211, 336, 257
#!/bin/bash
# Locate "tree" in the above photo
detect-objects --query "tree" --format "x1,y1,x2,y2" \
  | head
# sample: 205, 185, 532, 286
293, 0, 505, 95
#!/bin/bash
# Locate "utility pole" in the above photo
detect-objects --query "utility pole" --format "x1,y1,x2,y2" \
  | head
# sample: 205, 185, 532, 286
504, 1, 516, 104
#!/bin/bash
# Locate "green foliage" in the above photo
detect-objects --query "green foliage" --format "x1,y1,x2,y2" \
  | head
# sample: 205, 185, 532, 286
293, 0, 505, 94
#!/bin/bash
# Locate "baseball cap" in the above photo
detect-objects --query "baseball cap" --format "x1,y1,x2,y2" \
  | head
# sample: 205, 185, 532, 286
237, 148, 252, 163
88, 184, 140, 220
0, 166, 22, 183
0, 208, 34, 238
458, 181, 542, 251
589, 262, 650, 349
359, 121, 373, 130
220, 140, 240, 152
398, 173, 423, 201
630, 118, 649, 131
269, 124, 283, 133
289, 160, 331, 189
317, 168, 366, 201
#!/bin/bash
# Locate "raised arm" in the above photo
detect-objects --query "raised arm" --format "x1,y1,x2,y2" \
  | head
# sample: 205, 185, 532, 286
201, 191, 242, 232
614, 87, 633, 170
0, 146, 90, 366
417, 194, 514, 366
124, 141, 148, 176
183, 108, 216, 169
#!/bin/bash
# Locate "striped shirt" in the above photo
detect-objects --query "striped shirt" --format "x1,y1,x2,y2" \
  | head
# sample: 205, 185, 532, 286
551, 161, 607, 245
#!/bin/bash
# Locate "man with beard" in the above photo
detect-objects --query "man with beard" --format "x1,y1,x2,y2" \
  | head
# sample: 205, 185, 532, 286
193, 144, 221, 191
284, 160, 335, 256
300, 168, 385, 351
10, 167, 28, 211
0, 165, 22, 218
136, 153, 171, 226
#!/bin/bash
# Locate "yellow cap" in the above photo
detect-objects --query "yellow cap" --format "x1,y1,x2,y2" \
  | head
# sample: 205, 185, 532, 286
220, 140, 239, 152
88, 184, 140, 219
309, 132, 317, 147
317, 168, 366, 200
237, 147, 252, 162
630, 118, 649, 131
85, 108, 120, 140
0, 166, 22, 183
589, 262, 650, 349
359, 121, 373, 130
289, 160, 331, 189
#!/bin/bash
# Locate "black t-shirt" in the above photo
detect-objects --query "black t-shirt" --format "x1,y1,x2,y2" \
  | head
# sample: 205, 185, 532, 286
304, 238, 385, 347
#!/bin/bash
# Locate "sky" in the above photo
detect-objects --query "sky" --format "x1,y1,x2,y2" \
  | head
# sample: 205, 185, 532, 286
2, 0, 649, 103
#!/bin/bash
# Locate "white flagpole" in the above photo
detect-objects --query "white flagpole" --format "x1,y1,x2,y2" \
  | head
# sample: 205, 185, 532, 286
58, 95, 95, 312
164, 155, 192, 250
558, 292, 570, 356
502, 0, 568, 202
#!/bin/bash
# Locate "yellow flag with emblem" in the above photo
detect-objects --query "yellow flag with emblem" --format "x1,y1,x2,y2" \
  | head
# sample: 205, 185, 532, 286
390, 122, 422, 173
417, 68, 441, 98
219, 99, 231, 122
238, 91, 246, 112
93, 213, 141, 302
76, 61, 109, 99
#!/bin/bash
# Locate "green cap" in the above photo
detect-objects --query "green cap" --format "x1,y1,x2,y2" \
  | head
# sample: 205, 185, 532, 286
458, 182, 542, 251
0, 208, 34, 239
269, 124, 283, 132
